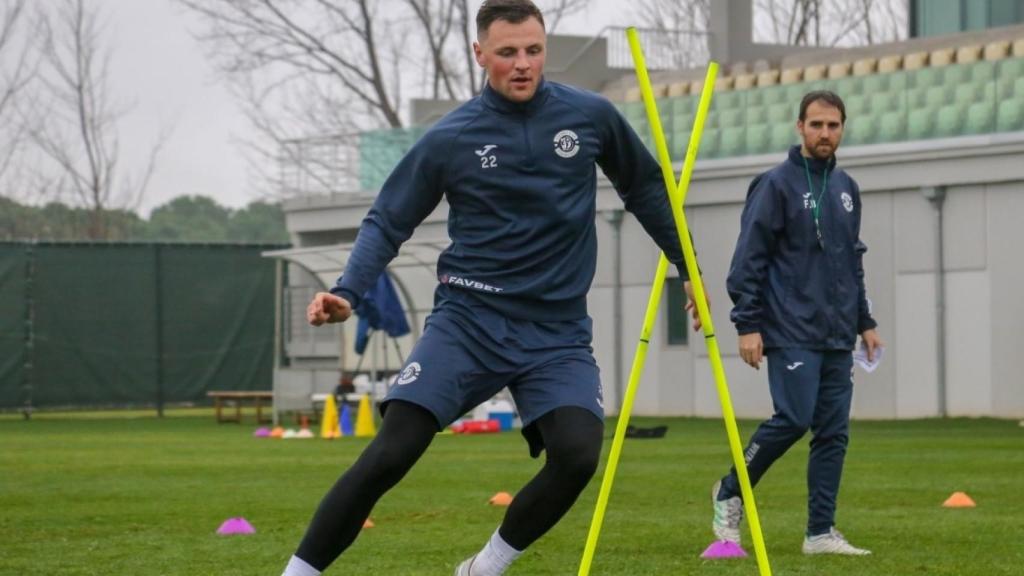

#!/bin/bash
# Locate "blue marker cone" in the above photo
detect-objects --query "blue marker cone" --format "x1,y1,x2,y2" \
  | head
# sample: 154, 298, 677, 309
340, 403, 354, 437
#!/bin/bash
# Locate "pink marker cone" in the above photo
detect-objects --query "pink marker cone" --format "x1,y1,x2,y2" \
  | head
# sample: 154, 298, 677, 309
701, 540, 747, 559
217, 517, 256, 535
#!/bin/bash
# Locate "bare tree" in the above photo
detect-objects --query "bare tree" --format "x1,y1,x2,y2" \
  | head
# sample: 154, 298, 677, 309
542, 0, 591, 33
29, 0, 164, 239
632, 0, 906, 56
178, 1, 437, 197
754, 0, 907, 47
0, 0, 35, 197
179, 0, 592, 198
630, 0, 711, 70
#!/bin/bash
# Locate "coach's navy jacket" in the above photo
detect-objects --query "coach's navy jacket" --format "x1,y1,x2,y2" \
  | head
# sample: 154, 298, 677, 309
333, 79, 689, 321
728, 145, 876, 351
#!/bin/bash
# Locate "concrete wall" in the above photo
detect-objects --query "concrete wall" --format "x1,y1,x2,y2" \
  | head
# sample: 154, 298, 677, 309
586, 134, 1024, 419
279, 133, 1024, 419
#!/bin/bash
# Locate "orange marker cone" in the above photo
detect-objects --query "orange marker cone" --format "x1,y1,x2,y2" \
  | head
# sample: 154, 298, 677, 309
362, 518, 375, 529
943, 492, 976, 508
489, 492, 513, 506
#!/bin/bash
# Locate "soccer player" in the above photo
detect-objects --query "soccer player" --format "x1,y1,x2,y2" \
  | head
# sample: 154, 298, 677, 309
710, 90, 883, 556
281, 2, 703, 575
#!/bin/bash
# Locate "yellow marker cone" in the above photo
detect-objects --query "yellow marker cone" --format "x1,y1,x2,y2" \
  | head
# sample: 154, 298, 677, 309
943, 492, 976, 508
320, 394, 341, 439
355, 394, 377, 437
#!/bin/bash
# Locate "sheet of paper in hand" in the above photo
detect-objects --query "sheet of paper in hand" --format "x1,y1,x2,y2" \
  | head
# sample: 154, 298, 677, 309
852, 343, 884, 373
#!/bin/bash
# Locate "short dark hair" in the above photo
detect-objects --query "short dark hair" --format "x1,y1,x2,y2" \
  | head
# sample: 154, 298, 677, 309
799, 90, 847, 124
476, 0, 545, 37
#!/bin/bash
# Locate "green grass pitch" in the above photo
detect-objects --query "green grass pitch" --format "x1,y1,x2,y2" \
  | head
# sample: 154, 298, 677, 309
1, 412, 1021, 575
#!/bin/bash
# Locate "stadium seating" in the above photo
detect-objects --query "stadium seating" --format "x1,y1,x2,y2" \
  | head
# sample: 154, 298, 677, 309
357, 35, 1024, 190
612, 40, 1024, 162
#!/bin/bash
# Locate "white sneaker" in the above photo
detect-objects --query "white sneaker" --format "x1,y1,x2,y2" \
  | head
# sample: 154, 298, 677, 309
711, 480, 744, 543
802, 527, 871, 555
453, 555, 476, 576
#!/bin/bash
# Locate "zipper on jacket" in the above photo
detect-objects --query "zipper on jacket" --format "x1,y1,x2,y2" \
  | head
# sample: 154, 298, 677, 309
521, 118, 534, 166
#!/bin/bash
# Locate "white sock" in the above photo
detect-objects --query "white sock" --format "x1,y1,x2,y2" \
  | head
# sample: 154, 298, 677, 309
468, 529, 523, 576
282, 555, 321, 576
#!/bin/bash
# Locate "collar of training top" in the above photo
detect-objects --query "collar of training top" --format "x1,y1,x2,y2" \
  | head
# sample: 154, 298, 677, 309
480, 77, 551, 116
788, 144, 836, 174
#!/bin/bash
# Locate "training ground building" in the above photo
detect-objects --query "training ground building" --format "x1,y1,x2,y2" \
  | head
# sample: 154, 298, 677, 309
267, 1, 1024, 421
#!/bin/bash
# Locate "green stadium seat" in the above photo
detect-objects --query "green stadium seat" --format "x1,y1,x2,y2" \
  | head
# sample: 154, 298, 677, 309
671, 134, 690, 159
885, 71, 909, 92
911, 67, 943, 89
965, 102, 995, 134
671, 96, 697, 116
934, 104, 966, 137
720, 127, 746, 156
997, 58, 1024, 98
770, 123, 797, 152
716, 92, 743, 109
942, 64, 971, 85
831, 77, 861, 99
970, 60, 996, 83
876, 111, 907, 142
1015, 76, 1024, 98
862, 74, 888, 94
753, 88, 774, 107
997, 98, 1024, 132
767, 102, 793, 124
844, 115, 878, 146
699, 128, 721, 158
759, 86, 788, 107
907, 87, 928, 107
982, 82, 998, 101
733, 90, 756, 110
908, 108, 934, 140
745, 105, 768, 125
868, 92, 897, 114
924, 86, 950, 108
719, 108, 746, 128
998, 58, 1024, 79
745, 123, 771, 155
624, 102, 646, 122
954, 83, 981, 106
785, 84, 808, 102
672, 113, 693, 134
845, 94, 870, 116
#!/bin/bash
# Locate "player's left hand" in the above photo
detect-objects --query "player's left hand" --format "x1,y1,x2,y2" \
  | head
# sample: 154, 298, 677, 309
860, 328, 883, 362
684, 280, 707, 332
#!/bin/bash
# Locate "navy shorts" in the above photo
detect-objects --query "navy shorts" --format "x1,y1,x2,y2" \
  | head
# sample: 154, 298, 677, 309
382, 290, 604, 456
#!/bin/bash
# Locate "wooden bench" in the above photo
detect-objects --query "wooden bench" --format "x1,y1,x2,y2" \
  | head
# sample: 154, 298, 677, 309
207, 391, 273, 424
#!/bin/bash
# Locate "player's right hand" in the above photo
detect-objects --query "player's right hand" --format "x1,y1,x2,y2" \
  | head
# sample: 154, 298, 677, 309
307, 292, 352, 326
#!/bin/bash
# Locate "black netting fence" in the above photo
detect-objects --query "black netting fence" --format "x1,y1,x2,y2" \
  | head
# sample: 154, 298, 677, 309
0, 242, 285, 412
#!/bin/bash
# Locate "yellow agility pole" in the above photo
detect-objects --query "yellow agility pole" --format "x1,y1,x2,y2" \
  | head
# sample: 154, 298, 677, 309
576, 32, 729, 575
627, 28, 773, 575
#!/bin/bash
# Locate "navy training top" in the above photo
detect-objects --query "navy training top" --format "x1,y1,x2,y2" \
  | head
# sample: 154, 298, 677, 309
728, 145, 877, 350
333, 79, 690, 322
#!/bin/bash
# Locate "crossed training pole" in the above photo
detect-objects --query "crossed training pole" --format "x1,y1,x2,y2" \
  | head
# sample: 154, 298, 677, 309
576, 28, 772, 576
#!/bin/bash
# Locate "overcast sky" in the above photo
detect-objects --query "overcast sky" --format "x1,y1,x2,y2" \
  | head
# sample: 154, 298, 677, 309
103, 0, 625, 215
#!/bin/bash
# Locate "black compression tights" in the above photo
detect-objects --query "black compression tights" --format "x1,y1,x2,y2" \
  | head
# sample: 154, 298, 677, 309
294, 401, 603, 570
